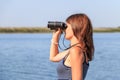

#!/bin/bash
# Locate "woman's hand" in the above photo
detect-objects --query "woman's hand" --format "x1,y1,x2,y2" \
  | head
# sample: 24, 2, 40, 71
52, 28, 62, 42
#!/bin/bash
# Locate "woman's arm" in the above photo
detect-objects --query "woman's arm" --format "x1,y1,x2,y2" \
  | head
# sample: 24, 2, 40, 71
50, 48, 69, 62
70, 46, 84, 80
49, 29, 69, 62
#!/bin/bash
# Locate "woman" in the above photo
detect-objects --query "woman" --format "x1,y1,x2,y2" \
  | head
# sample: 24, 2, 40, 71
49, 13, 94, 80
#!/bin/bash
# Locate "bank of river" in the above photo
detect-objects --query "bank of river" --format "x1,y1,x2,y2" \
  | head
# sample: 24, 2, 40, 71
0, 27, 120, 33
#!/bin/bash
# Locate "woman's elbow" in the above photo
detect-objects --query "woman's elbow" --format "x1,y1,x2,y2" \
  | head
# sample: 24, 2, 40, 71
49, 57, 59, 62
49, 58, 54, 62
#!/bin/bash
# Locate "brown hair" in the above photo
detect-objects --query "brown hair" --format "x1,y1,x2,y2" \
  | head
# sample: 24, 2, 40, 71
66, 13, 94, 61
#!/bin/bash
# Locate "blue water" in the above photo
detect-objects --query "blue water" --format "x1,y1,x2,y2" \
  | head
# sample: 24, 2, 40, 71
0, 33, 120, 80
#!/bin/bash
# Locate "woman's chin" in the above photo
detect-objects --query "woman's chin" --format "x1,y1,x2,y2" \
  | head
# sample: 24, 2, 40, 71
65, 36, 71, 40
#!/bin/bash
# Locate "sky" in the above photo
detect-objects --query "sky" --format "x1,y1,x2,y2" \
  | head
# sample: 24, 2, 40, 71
0, 0, 120, 27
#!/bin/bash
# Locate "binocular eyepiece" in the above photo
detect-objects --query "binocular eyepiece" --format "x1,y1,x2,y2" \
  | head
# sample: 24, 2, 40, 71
47, 21, 67, 30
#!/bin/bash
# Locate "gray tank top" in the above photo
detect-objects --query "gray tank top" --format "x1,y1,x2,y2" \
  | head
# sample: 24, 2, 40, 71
57, 52, 89, 80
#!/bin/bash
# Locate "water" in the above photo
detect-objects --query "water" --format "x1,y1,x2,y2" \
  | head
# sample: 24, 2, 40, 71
0, 33, 120, 80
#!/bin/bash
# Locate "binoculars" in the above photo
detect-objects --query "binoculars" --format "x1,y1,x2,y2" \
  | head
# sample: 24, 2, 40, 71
47, 21, 67, 30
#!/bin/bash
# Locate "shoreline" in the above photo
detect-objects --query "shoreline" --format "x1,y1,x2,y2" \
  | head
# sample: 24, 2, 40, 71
0, 27, 120, 33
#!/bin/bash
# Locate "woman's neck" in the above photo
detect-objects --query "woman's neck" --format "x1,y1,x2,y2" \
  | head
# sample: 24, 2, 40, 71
70, 36, 80, 46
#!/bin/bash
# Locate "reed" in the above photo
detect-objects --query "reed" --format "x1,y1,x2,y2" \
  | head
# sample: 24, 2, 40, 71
0, 27, 120, 33
93, 27, 120, 32
0, 27, 52, 33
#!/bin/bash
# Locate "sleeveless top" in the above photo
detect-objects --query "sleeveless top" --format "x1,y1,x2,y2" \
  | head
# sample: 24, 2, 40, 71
56, 46, 89, 80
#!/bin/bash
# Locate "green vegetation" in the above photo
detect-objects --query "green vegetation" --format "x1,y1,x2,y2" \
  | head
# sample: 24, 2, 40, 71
0, 27, 52, 33
93, 27, 120, 32
0, 27, 120, 33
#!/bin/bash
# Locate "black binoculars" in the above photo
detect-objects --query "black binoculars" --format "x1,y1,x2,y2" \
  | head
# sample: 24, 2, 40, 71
47, 21, 67, 30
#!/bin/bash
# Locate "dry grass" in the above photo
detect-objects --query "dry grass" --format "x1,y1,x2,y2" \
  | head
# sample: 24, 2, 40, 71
0, 27, 120, 33
93, 27, 120, 32
0, 27, 52, 33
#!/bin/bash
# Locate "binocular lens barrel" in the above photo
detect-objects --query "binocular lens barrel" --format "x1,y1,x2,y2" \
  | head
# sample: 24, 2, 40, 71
48, 21, 67, 30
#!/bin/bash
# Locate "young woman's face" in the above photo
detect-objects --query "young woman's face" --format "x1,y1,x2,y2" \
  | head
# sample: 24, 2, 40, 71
65, 23, 74, 40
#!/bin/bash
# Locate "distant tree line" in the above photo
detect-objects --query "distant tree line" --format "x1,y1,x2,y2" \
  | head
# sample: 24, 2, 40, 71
0, 27, 52, 33
0, 27, 120, 33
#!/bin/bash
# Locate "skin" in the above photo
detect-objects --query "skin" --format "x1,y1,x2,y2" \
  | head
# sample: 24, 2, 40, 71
49, 23, 85, 80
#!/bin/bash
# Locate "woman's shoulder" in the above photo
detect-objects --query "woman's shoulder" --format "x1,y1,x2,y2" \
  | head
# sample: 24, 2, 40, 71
69, 45, 83, 54
69, 46, 84, 62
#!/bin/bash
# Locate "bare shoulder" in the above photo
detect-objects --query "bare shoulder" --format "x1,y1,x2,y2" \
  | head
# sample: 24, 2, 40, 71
69, 46, 84, 62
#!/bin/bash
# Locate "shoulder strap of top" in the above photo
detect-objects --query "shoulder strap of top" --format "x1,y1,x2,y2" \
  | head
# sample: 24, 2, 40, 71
64, 45, 88, 65
64, 43, 89, 64
65, 43, 81, 50
64, 43, 81, 61
77, 46, 89, 64
63, 51, 70, 61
